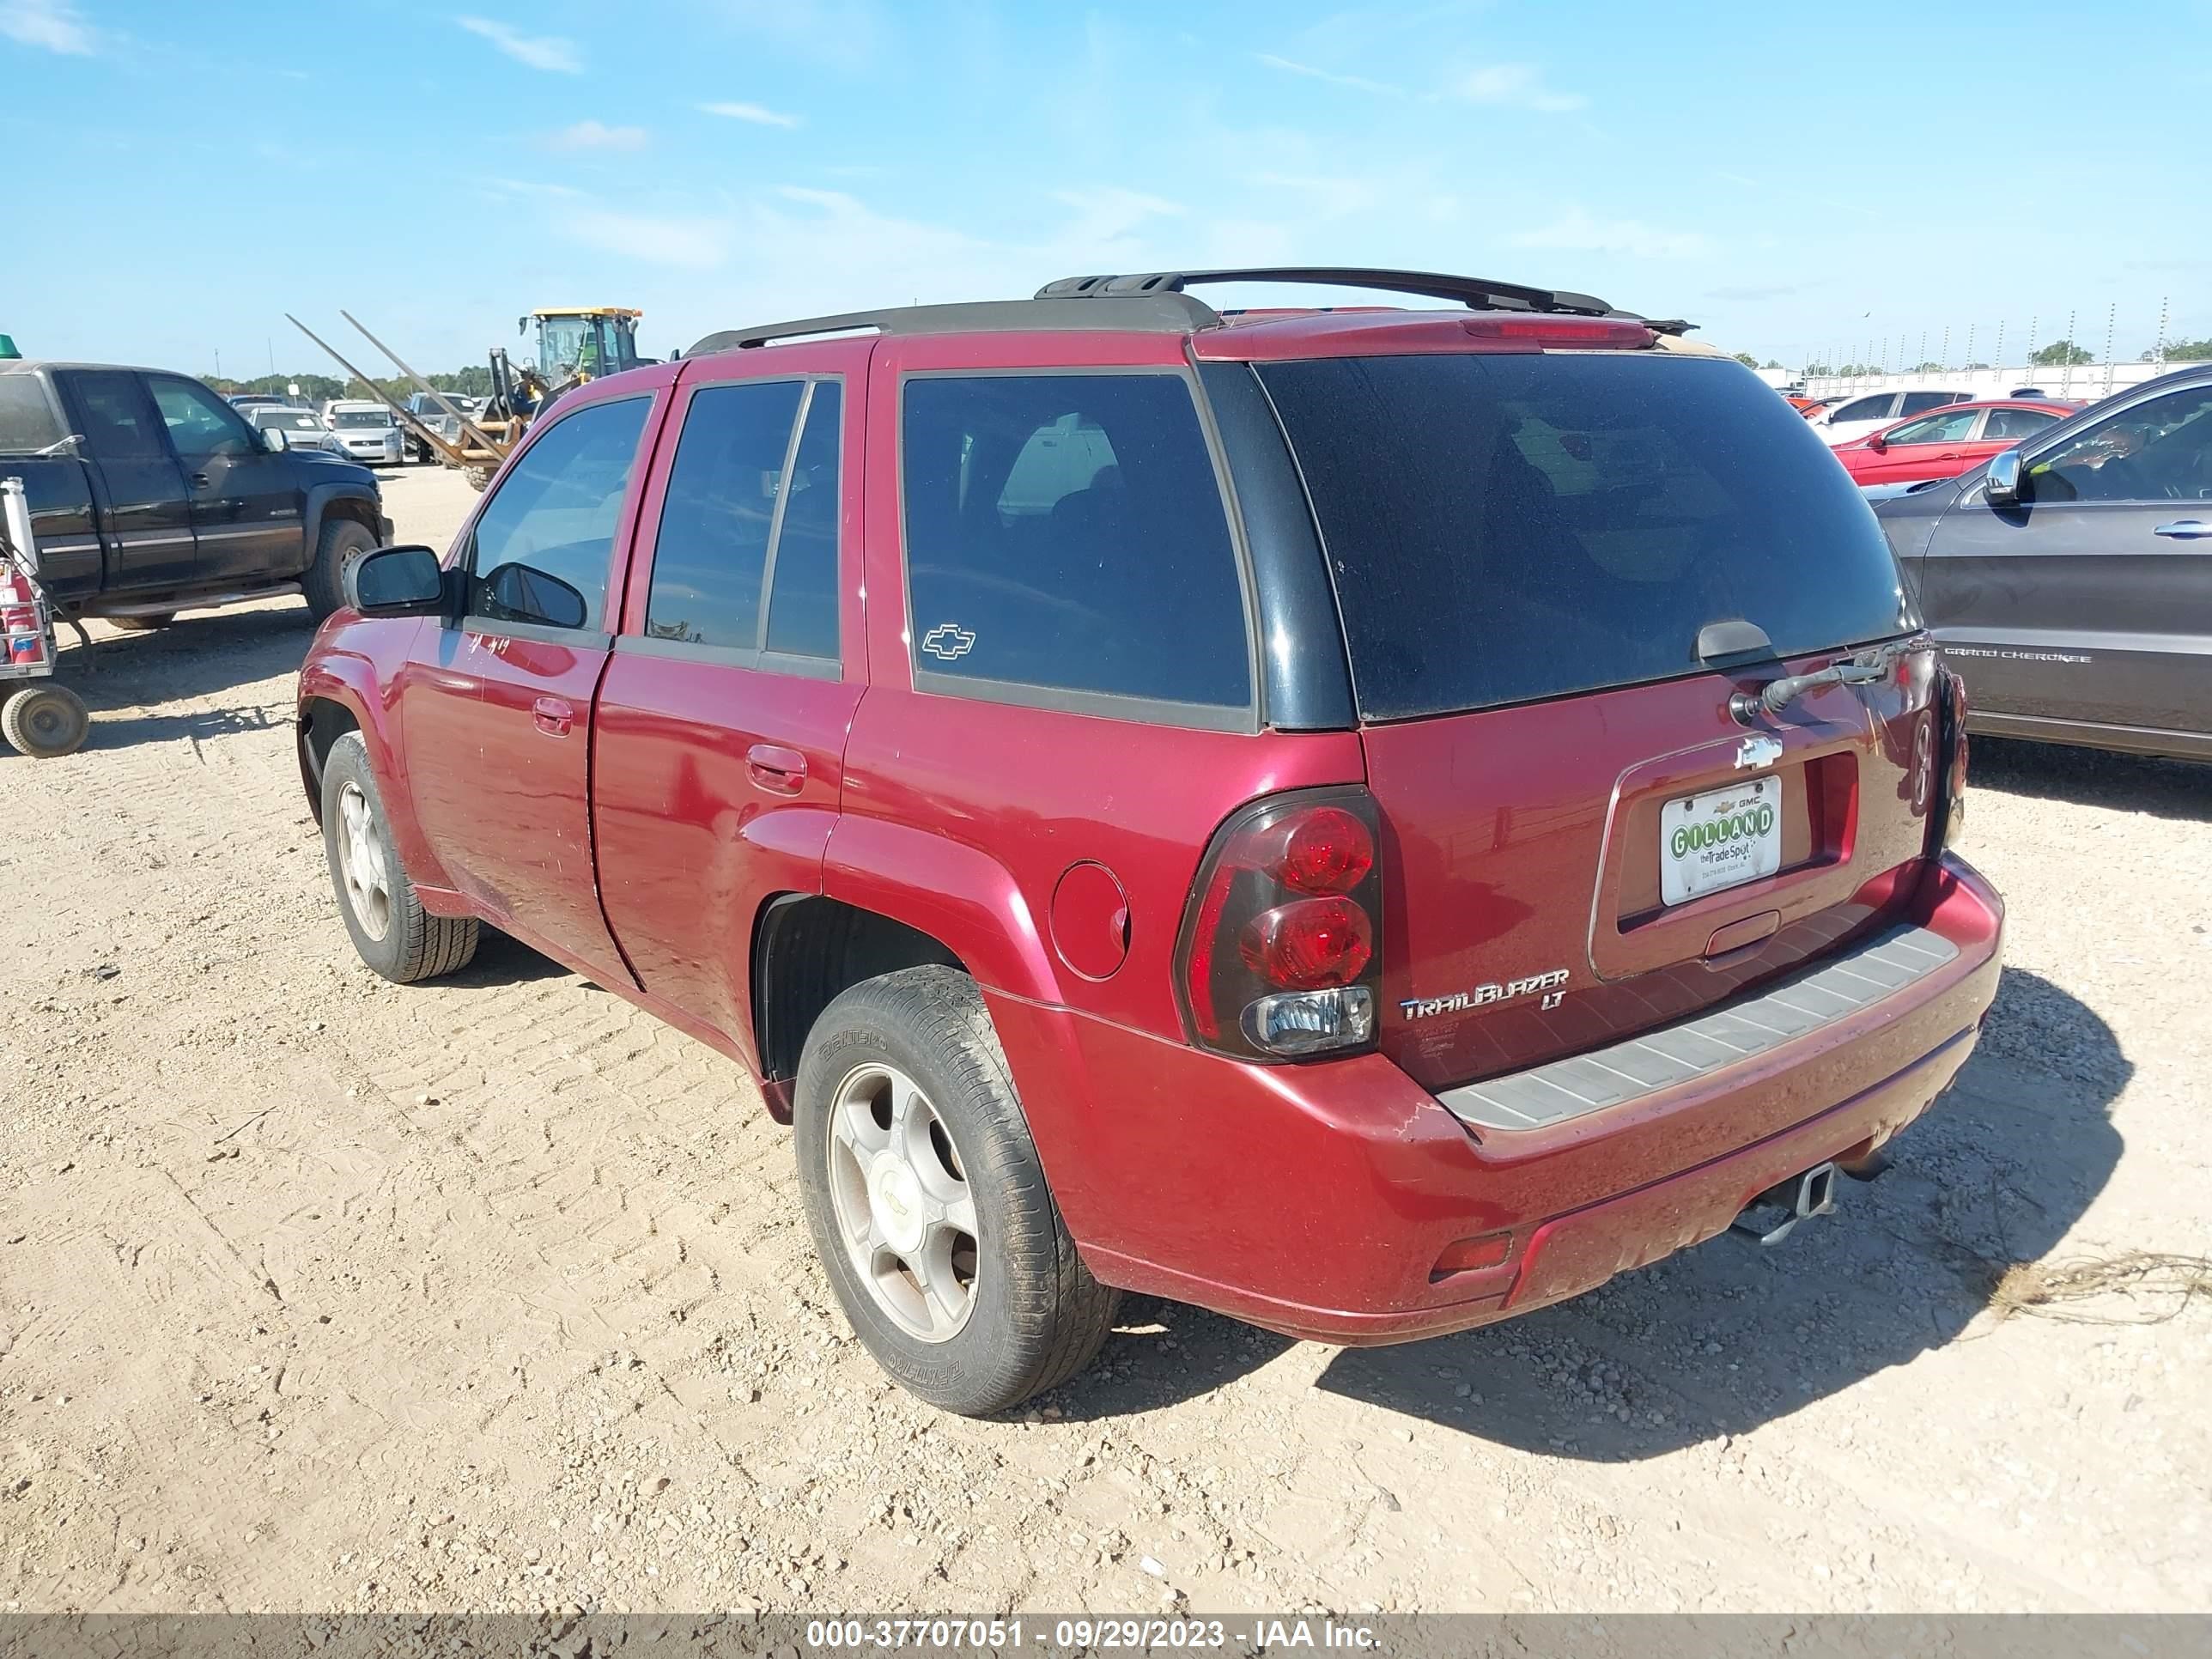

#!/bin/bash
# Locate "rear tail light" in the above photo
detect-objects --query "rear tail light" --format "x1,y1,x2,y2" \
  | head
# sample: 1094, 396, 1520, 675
1461, 316, 1656, 349
1932, 667, 1969, 848
1176, 787, 1385, 1061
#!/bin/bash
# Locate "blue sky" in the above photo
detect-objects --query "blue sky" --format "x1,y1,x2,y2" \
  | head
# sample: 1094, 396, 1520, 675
4, 0, 2208, 378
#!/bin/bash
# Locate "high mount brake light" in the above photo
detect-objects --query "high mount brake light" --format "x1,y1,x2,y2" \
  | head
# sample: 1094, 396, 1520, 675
1461, 316, 1656, 349
1176, 788, 1385, 1061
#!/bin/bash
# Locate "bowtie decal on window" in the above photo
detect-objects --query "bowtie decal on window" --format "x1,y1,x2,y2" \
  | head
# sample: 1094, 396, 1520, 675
921, 623, 977, 661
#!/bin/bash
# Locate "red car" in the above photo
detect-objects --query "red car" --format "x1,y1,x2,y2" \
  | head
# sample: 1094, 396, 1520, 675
298, 268, 2002, 1415
1834, 398, 2077, 487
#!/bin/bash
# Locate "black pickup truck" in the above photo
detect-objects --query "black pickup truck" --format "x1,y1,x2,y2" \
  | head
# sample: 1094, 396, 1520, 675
0, 361, 389, 628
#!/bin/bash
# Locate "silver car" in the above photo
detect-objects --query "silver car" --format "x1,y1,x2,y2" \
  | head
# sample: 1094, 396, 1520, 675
320, 401, 405, 465
245, 404, 349, 459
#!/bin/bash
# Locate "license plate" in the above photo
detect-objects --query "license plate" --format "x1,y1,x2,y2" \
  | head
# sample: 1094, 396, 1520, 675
1661, 776, 1781, 905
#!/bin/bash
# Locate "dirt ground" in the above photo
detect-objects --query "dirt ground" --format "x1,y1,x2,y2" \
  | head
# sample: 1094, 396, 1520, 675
3, 463, 2209, 1616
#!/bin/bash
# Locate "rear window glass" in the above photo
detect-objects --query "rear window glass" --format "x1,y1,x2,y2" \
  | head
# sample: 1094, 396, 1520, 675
901, 374, 1249, 712
647, 380, 805, 649
0, 375, 63, 453
1255, 354, 1917, 720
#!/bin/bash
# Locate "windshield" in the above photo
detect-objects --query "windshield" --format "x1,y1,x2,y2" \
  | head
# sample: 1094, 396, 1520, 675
334, 409, 392, 429
1255, 353, 1917, 720
255, 410, 320, 431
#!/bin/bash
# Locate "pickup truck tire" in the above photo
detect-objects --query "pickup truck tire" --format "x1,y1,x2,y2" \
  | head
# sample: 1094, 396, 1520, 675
106, 614, 173, 632
793, 965, 1120, 1416
302, 519, 379, 623
319, 732, 478, 983
1, 684, 91, 757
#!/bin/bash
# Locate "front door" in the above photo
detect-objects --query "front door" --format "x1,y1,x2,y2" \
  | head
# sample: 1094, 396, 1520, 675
398, 382, 669, 982
1857, 404, 1984, 485
143, 374, 304, 583
1918, 380, 2212, 738
51, 369, 197, 591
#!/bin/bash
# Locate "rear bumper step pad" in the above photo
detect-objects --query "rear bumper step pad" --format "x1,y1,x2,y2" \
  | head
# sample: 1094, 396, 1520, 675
1435, 924, 1960, 1131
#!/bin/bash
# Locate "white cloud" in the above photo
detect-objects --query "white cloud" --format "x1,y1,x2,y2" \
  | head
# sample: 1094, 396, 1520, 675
1509, 209, 1711, 261
1255, 52, 1399, 96
1251, 172, 1378, 220
0, 0, 95, 54
545, 119, 648, 152
455, 15, 582, 74
699, 100, 801, 129
561, 210, 734, 269
1455, 63, 1585, 113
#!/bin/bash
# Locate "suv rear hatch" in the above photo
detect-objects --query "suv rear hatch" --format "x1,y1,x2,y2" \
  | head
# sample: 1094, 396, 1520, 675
1253, 348, 1942, 1092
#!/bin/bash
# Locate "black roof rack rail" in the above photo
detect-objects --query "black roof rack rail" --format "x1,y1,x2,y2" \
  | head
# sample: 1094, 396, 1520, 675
688, 292, 1218, 358
1036, 266, 1616, 318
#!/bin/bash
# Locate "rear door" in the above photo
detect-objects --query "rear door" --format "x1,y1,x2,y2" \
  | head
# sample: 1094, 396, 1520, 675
51, 369, 197, 590
1253, 350, 1938, 1091
397, 379, 671, 981
143, 373, 303, 582
592, 342, 870, 1054
0, 373, 102, 602
1917, 380, 2212, 740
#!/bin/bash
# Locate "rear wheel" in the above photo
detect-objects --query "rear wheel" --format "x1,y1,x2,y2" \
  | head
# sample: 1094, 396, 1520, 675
320, 732, 477, 982
106, 613, 174, 632
302, 518, 379, 622
793, 965, 1119, 1415
0, 684, 90, 757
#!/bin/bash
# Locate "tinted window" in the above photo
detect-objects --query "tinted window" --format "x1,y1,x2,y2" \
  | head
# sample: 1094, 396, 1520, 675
1831, 395, 1893, 424
0, 375, 63, 453
646, 380, 804, 648
58, 370, 166, 460
1886, 409, 1979, 445
147, 374, 255, 455
901, 374, 1249, 709
2027, 386, 2212, 503
1899, 390, 1966, 415
469, 397, 649, 632
1983, 406, 2060, 441
1255, 354, 1917, 720
765, 381, 842, 660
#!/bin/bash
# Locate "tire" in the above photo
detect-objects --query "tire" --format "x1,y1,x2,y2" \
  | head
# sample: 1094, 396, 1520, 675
319, 731, 477, 983
301, 517, 380, 623
463, 463, 495, 493
106, 613, 174, 632
793, 965, 1120, 1415
0, 684, 90, 757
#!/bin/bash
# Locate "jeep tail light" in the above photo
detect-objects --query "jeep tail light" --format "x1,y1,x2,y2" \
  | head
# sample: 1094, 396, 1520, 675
1176, 788, 1384, 1061
1932, 667, 1969, 849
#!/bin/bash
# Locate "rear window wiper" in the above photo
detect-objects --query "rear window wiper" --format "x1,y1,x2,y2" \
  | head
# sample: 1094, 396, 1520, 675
1729, 638, 1916, 724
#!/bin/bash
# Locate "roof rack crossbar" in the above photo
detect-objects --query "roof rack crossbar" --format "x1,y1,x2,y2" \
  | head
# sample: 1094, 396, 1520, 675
689, 292, 1218, 358
1036, 266, 1616, 318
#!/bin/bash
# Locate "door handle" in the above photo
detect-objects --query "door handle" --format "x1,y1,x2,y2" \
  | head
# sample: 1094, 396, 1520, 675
190, 472, 211, 489
2153, 520, 2209, 538
746, 743, 807, 794
532, 695, 574, 737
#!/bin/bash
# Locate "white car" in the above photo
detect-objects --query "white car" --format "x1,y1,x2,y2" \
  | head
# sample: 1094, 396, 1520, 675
319, 400, 405, 465
1807, 388, 1973, 447
245, 404, 348, 458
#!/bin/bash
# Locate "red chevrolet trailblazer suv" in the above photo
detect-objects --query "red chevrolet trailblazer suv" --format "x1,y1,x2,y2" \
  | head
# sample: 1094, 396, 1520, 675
298, 267, 2002, 1415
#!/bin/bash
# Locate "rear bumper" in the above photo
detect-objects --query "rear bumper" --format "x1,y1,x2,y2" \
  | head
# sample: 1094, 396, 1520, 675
991, 853, 2002, 1346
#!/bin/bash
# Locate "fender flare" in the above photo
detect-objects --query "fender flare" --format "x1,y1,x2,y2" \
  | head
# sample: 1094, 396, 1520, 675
300, 481, 386, 567
295, 653, 450, 889
820, 815, 1067, 1009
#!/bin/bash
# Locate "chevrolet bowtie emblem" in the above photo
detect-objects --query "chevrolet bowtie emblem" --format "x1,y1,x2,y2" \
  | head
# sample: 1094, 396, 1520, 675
1735, 733, 1784, 770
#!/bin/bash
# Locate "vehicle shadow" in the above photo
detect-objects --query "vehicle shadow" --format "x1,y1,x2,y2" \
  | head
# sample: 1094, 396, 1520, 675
1972, 735, 2212, 823
1053, 969, 2125, 1443
52, 603, 319, 718
440, 927, 583, 990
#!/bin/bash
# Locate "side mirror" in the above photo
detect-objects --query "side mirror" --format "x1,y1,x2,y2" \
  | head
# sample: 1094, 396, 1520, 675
1864, 433, 1888, 453
481, 561, 588, 631
347, 544, 447, 617
1985, 448, 2026, 508
262, 426, 289, 453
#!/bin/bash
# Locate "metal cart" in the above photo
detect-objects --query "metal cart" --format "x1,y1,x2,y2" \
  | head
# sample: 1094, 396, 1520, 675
1, 475, 90, 757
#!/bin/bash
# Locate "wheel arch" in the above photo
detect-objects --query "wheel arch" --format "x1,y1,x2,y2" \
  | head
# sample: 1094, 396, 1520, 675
295, 659, 448, 887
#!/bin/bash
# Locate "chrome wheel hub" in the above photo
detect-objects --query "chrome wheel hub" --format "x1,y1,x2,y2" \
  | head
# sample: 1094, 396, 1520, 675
825, 1062, 979, 1343
336, 781, 392, 942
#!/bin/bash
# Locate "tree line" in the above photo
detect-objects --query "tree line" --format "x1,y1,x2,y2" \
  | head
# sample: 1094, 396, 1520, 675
199, 367, 495, 403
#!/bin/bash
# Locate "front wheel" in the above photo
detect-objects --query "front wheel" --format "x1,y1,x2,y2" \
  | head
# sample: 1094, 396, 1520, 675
302, 518, 379, 622
320, 732, 477, 982
106, 613, 174, 632
0, 684, 90, 757
793, 966, 1119, 1415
